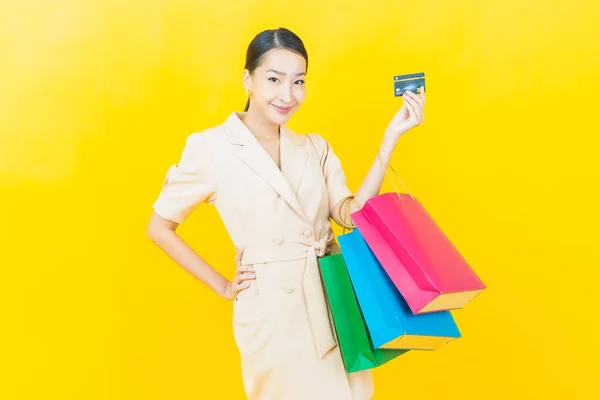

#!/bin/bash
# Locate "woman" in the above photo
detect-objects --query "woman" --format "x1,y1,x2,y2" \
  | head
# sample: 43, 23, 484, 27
147, 27, 425, 400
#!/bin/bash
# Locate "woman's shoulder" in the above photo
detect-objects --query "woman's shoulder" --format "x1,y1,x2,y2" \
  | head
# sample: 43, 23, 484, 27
183, 121, 229, 148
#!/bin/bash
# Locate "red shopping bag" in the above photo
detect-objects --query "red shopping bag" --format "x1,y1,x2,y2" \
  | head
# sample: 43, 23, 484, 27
350, 160, 486, 314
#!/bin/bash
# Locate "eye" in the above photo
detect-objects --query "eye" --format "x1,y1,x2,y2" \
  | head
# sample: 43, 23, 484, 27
295, 80, 305, 85
268, 77, 279, 83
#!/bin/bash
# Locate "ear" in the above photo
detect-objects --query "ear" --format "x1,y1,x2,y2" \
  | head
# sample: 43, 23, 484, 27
243, 69, 252, 92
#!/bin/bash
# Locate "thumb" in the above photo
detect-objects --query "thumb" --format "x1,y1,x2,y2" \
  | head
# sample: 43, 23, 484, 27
235, 246, 244, 263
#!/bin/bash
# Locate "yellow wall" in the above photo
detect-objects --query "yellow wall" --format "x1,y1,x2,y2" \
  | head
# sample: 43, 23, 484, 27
2, 0, 599, 398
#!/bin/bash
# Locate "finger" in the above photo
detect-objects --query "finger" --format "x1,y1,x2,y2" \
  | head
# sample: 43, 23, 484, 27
235, 247, 244, 263
404, 90, 417, 99
237, 271, 256, 281
238, 264, 255, 273
420, 86, 426, 102
407, 103, 416, 119
234, 274, 251, 286
403, 95, 421, 120
405, 90, 423, 106
235, 281, 251, 291
406, 93, 423, 116
403, 91, 418, 105
405, 101, 420, 123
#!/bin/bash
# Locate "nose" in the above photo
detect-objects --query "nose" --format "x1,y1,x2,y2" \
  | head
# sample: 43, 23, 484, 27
279, 84, 293, 104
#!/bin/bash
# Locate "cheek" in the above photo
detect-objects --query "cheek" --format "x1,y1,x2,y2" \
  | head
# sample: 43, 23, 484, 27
256, 83, 278, 102
293, 86, 306, 104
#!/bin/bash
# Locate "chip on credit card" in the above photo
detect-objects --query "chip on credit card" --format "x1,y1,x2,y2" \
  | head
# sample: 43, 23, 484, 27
394, 72, 425, 97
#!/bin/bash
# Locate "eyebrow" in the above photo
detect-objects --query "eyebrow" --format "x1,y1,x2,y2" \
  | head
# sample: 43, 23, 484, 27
266, 69, 306, 77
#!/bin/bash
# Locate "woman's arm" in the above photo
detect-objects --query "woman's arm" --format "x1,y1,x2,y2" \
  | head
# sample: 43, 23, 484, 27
331, 89, 426, 227
146, 211, 253, 301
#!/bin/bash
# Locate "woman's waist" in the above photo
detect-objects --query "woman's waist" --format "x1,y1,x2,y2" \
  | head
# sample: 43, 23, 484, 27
239, 237, 339, 266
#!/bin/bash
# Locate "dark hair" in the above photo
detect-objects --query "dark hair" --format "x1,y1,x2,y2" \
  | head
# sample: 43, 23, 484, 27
244, 28, 308, 112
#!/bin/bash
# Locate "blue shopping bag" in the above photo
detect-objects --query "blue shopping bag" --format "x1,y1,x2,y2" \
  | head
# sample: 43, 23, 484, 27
338, 229, 462, 350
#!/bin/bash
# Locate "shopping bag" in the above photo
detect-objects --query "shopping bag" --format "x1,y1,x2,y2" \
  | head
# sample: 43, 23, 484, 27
338, 229, 461, 350
351, 191, 486, 314
318, 253, 407, 373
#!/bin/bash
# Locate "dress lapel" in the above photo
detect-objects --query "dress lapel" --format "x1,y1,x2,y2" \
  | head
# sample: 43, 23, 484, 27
280, 124, 307, 198
224, 112, 309, 223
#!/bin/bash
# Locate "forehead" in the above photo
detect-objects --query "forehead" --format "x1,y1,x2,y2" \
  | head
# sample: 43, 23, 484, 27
258, 48, 306, 73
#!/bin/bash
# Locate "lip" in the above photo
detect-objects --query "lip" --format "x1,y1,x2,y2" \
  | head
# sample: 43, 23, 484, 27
271, 104, 294, 114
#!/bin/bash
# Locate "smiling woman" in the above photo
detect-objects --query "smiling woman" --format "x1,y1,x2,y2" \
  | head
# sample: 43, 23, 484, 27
146, 26, 425, 400
242, 28, 308, 119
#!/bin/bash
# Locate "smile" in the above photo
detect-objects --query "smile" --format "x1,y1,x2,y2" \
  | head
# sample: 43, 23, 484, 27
271, 104, 294, 114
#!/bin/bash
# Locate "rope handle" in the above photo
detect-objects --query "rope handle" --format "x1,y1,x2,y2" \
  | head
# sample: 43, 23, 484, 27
339, 152, 414, 235
376, 151, 414, 200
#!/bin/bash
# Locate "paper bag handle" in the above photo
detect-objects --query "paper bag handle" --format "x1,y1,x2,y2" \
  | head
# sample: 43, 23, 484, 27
376, 151, 415, 201
339, 153, 414, 235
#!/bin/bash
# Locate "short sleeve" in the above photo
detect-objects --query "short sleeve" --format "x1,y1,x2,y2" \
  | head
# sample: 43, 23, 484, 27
308, 134, 353, 211
152, 132, 217, 223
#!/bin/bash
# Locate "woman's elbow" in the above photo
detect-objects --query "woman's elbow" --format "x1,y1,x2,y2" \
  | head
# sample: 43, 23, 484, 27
146, 222, 162, 244
146, 212, 177, 243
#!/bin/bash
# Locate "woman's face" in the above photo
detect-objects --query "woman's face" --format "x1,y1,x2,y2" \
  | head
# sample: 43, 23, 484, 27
244, 48, 307, 126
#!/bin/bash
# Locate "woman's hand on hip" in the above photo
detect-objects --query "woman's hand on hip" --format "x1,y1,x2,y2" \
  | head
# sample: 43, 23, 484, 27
223, 247, 255, 301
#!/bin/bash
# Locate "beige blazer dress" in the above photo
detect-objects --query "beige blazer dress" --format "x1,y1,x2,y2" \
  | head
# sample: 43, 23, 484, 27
153, 112, 374, 400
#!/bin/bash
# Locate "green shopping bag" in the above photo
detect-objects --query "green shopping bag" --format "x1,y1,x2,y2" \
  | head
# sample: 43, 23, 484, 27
319, 253, 408, 373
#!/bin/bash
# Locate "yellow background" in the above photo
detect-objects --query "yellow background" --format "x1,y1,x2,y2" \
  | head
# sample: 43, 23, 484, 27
1, 0, 599, 398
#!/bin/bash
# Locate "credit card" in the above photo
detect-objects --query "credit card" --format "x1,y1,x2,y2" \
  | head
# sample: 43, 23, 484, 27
394, 72, 426, 97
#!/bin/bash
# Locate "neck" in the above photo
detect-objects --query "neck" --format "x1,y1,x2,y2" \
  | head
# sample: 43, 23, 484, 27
241, 107, 280, 139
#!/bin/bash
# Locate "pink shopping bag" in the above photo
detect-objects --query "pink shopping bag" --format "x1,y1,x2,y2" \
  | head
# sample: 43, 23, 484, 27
351, 191, 486, 315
